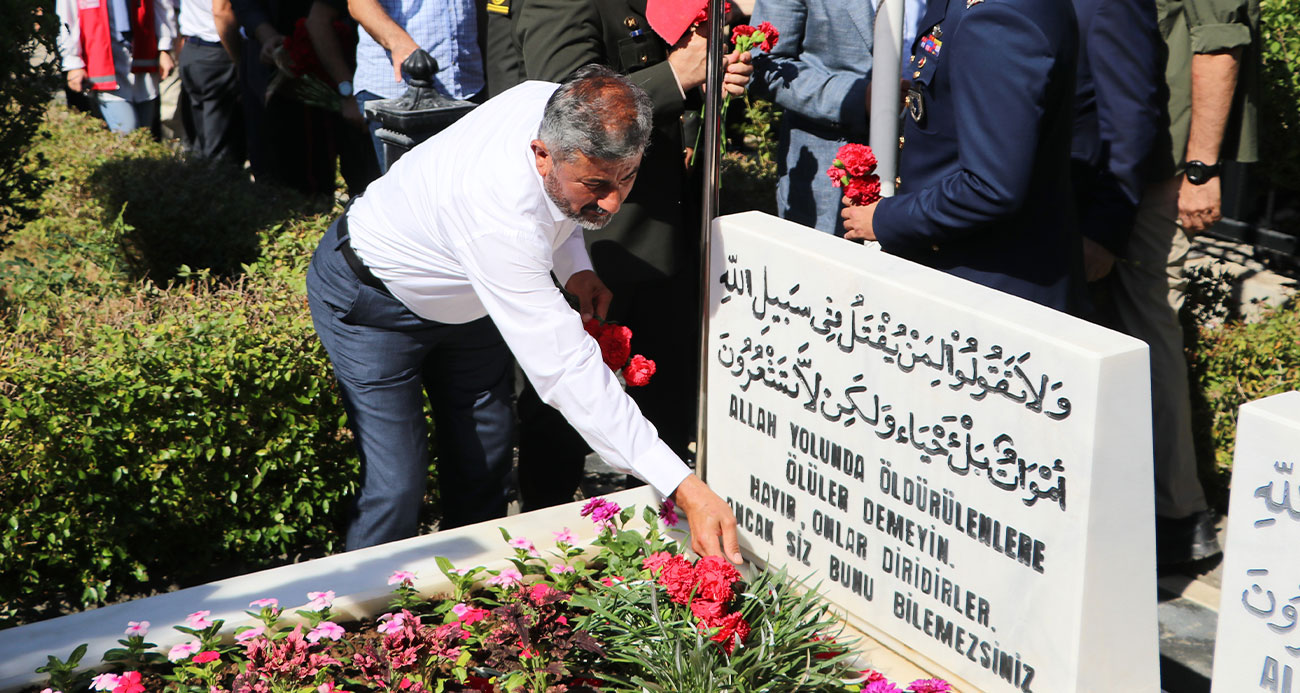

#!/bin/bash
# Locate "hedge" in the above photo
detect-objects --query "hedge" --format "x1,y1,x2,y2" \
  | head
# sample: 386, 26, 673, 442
0, 107, 358, 627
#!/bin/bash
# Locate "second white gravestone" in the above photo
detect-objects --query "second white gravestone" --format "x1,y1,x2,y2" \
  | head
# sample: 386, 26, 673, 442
702, 212, 1159, 692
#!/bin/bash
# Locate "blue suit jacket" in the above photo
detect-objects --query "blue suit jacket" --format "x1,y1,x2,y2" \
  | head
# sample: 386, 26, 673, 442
749, 0, 874, 236
873, 0, 1084, 313
1070, 0, 1164, 255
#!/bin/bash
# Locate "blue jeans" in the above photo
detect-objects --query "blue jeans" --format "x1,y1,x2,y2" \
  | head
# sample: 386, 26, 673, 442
306, 218, 513, 550
98, 96, 158, 134
355, 90, 389, 174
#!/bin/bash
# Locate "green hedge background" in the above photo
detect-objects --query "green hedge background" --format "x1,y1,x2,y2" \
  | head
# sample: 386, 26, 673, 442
0, 109, 357, 627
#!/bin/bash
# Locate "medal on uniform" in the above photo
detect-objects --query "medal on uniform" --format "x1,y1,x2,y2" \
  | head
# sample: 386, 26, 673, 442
966, 0, 983, 6
486, 0, 509, 14
920, 32, 942, 55
907, 85, 925, 125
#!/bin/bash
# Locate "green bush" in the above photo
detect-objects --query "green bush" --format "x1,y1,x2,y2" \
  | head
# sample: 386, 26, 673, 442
0, 107, 358, 627
1190, 297, 1300, 507
1259, 0, 1300, 191
0, 0, 59, 242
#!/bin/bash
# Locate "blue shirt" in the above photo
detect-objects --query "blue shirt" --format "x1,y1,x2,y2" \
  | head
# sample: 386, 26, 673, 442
353, 0, 484, 100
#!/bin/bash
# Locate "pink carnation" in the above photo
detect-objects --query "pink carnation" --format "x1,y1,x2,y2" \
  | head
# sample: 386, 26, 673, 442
907, 679, 952, 693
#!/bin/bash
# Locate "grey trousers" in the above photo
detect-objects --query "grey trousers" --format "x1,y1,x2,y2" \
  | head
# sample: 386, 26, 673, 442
1111, 177, 1208, 519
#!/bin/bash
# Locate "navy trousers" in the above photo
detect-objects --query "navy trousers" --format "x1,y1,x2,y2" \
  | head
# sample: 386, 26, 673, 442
306, 219, 513, 550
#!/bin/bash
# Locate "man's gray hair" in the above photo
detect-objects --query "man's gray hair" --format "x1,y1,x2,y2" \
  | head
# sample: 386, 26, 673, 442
538, 64, 654, 163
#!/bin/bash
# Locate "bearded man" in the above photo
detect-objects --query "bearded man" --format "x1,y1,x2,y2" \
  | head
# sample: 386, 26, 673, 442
306, 64, 741, 562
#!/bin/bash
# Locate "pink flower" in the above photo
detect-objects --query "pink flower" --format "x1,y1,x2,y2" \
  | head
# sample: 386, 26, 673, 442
308, 621, 345, 642
248, 597, 279, 609
449, 566, 470, 576
305, 590, 335, 611
235, 625, 264, 642
487, 567, 523, 588
509, 537, 539, 556
600, 575, 625, 587
40, 688, 60, 693
658, 499, 679, 527
551, 564, 575, 574
318, 684, 348, 693
376, 611, 407, 634
186, 610, 213, 628
124, 620, 149, 636
192, 650, 220, 664
580, 497, 622, 524
907, 679, 952, 693
452, 603, 489, 625
167, 639, 201, 661
111, 672, 144, 693
553, 527, 578, 544
387, 570, 416, 585
90, 674, 121, 691
827, 165, 848, 187
520, 647, 537, 660
865, 681, 903, 693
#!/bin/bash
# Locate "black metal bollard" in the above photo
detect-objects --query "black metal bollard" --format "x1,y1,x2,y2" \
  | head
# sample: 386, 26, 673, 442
362, 49, 476, 170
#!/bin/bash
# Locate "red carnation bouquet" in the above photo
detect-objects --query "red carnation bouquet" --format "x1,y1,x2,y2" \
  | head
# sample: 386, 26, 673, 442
267, 18, 351, 111
690, 20, 780, 166
826, 143, 882, 206
643, 552, 750, 654
584, 319, 656, 387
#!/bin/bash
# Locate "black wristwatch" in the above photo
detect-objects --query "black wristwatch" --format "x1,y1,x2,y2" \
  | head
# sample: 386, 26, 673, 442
1185, 160, 1221, 185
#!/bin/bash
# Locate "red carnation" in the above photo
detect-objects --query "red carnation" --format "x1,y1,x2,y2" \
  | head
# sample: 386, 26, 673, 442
694, 555, 741, 602
755, 21, 780, 51
704, 612, 751, 654
623, 354, 656, 387
827, 164, 848, 188
597, 324, 632, 370
690, 598, 727, 622
642, 551, 677, 574
835, 143, 877, 177
844, 174, 882, 206
658, 555, 699, 604
731, 24, 756, 42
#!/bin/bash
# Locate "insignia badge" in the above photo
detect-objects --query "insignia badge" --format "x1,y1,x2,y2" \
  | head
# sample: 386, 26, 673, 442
907, 86, 925, 125
486, 0, 509, 14
932, 25, 942, 38
920, 34, 942, 55
966, 0, 983, 6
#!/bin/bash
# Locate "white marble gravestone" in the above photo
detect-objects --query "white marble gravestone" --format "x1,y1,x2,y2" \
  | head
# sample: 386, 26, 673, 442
1211, 391, 1300, 693
702, 212, 1159, 692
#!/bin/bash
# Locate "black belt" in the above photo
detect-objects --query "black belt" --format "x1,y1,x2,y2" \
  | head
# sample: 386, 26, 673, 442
335, 214, 391, 295
185, 36, 224, 48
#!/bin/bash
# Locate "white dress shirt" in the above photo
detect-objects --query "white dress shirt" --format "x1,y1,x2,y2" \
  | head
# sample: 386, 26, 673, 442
347, 80, 691, 499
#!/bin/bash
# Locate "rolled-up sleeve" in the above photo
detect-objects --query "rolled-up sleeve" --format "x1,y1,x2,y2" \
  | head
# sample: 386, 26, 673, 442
1186, 0, 1254, 53
455, 224, 691, 498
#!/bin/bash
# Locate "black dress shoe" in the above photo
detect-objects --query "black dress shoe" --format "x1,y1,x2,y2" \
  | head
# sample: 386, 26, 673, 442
1156, 510, 1223, 566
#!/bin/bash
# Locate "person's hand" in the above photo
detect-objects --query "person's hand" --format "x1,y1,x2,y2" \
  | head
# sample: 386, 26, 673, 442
342, 96, 365, 127
259, 32, 285, 65
1082, 237, 1116, 282
158, 49, 176, 80
564, 270, 613, 323
671, 474, 742, 564
667, 23, 708, 92
66, 68, 88, 92
1177, 176, 1222, 233
721, 49, 752, 97
390, 35, 419, 83
841, 198, 879, 242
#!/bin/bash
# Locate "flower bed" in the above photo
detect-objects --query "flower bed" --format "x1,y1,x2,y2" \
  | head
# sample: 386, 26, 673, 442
20, 499, 950, 693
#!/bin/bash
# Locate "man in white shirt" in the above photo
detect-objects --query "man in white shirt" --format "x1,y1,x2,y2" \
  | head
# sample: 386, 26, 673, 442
306, 65, 741, 561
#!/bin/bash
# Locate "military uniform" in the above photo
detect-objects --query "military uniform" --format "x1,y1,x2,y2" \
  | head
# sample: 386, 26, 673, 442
872, 0, 1083, 313
496, 0, 703, 509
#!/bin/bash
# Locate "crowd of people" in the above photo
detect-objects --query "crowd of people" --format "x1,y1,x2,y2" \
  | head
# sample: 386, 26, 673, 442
54, 0, 1259, 567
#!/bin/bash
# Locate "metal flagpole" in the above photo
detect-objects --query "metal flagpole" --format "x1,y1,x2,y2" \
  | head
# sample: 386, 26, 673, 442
870, 0, 906, 197
694, 0, 726, 482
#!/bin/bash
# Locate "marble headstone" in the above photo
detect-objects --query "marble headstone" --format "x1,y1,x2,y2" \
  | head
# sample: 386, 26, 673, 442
1211, 391, 1300, 693
702, 212, 1159, 692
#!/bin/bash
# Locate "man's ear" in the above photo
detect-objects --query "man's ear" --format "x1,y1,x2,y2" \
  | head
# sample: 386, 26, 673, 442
531, 140, 552, 178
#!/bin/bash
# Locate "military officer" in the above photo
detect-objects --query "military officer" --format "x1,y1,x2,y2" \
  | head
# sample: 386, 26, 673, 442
840, 0, 1084, 314
497, 0, 753, 510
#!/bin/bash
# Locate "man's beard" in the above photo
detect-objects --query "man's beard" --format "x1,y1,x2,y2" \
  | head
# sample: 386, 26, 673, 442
544, 167, 613, 230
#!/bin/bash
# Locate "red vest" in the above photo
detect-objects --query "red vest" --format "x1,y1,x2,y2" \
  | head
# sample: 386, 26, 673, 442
77, 0, 159, 92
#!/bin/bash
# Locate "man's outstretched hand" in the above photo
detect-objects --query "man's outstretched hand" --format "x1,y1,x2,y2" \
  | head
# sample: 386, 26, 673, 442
671, 473, 743, 564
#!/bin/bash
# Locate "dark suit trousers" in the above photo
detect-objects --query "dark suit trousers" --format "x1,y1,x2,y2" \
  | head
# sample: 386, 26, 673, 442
178, 40, 244, 165
307, 218, 514, 550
